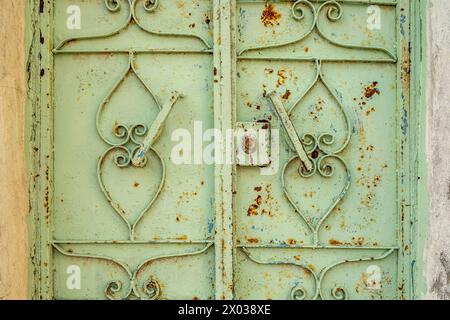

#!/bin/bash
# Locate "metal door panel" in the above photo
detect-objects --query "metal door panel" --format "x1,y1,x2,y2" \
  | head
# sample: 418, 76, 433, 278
234, 0, 410, 300
31, 0, 415, 300
49, 0, 216, 300
54, 53, 215, 241
235, 62, 398, 247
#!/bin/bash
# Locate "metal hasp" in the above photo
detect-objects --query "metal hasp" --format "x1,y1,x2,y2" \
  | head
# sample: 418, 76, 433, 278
132, 91, 182, 167
268, 92, 313, 172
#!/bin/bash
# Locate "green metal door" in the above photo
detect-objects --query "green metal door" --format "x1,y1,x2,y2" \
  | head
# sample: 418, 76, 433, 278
30, 0, 417, 300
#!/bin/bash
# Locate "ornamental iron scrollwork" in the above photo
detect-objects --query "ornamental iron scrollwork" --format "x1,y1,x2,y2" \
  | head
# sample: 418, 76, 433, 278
96, 51, 182, 240
54, 243, 212, 300
238, 0, 397, 61
269, 60, 351, 245
241, 247, 395, 300
54, 0, 212, 52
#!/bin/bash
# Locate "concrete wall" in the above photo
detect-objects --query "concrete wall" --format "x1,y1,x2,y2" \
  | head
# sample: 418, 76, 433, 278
424, 0, 450, 300
0, 0, 28, 300
0, 0, 449, 300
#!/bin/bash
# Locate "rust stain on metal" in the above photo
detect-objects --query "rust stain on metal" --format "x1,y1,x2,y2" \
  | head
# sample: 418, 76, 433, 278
286, 239, 297, 245
307, 264, 316, 272
247, 184, 275, 216
204, 15, 211, 26
329, 239, 344, 246
281, 89, 291, 100
246, 237, 260, 244
247, 204, 259, 216
243, 134, 257, 154
364, 81, 380, 99
365, 106, 376, 116
264, 68, 274, 75
276, 70, 287, 87
328, 237, 365, 246
261, 3, 282, 27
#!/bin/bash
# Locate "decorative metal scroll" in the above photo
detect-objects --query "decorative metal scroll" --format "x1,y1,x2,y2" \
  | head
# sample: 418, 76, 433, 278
54, 243, 212, 300
238, 0, 397, 62
54, 0, 212, 52
95, 51, 181, 240
270, 60, 352, 246
241, 247, 396, 300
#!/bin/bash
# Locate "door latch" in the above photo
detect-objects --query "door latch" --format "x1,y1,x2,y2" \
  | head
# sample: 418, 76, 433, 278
132, 91, 182, 167
268, 92, 313, 172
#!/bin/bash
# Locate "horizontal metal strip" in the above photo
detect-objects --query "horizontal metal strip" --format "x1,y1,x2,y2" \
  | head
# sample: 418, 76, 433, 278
238, 56, 397, 63
52, 49, 213, 55
238, 0, 397, 5
238, 244, 400, 250
52, 240, 214, 245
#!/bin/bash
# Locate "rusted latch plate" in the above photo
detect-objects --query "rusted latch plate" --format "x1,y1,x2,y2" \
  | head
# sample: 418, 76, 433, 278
235, 121, 271, 167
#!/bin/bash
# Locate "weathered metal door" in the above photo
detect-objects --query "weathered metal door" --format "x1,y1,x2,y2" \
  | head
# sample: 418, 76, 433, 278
31, 0, 415, 300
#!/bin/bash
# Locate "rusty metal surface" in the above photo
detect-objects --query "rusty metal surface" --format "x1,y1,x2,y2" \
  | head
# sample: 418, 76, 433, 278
29, 0, 415, 300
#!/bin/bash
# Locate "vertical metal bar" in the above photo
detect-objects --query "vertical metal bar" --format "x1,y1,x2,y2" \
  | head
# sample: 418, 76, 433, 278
411, 0, 428, 300
396, 0, 412, 300
213, 0, 235, 300
35, 0, 54, 299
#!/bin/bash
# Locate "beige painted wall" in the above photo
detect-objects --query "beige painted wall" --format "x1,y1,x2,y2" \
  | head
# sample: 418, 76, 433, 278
0, 0, 28, 299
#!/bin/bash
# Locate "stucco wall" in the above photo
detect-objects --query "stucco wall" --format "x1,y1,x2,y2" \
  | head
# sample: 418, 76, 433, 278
424, 0, 450, 300
0, 0, 28, 300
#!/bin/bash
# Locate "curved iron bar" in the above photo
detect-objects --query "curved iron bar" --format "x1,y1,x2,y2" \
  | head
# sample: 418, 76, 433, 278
289, 60, 352, 154
53, 243, 135, 300
241, 247, 396, 300
54, 0, 211, 52
132, 243, 213, 299
238, 0, 396, 61
53, 243, 213, 300
241, 247, 320, 300
318, 248, 396, 300
97, 145, 166, 241
281, 154, 351, 245
315, 1, 396, 61
272, 59, 352, 245
96, 51, 172, 240
96, 51, 161, 147
238, 0, 317, 56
